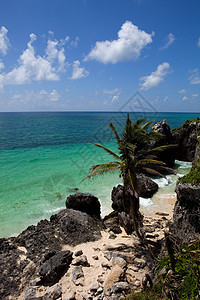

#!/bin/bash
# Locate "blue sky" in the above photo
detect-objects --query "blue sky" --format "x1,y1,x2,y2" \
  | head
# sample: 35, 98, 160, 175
0, 0, 199, 112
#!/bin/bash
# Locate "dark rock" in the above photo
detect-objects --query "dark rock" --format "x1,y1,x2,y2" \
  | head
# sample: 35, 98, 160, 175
173, 182, 200, 243
109, 234, 117, 239
103, 211, 122, 234
66, 193, 101, 219
152, 120, 176, 167
57, 209, 102, 246
74, 250, 83, 257
71, 266, 84, 282
43, 283, 62, 300
193, 135, 200, 167
137, 174, 158, 198
111, 185, 142, 234
23, 286, 42, 300
172, 120, 200, 162
72, 255, 90, 267
39, 251, 73, 286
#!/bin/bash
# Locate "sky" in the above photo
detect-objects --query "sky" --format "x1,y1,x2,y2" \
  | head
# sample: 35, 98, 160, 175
0, 0, 200, 112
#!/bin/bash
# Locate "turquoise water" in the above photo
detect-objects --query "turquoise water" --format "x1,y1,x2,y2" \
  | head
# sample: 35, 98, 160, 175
0, 112, 199, 237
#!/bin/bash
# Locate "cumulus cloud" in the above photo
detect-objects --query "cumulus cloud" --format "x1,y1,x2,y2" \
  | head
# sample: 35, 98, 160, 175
70, 60, 89, 80
0, 26, 10, 55
189, 68, 200, 85
0, 33, 69, 89
139, 62, 170, 90
161, 33, 175, 49
85, 21, 154, 64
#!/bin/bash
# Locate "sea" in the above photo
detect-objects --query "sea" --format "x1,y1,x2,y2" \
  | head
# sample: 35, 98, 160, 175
0, 112, 199, 238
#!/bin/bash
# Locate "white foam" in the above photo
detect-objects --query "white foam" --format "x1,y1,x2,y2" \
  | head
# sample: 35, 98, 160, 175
139, 197, 153, 207
176, 160, 192, 169
152, 177, 169, 188
45, 207, 64, 214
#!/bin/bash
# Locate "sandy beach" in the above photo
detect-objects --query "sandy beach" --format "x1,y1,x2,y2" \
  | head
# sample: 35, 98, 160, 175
18, 192, 176, 300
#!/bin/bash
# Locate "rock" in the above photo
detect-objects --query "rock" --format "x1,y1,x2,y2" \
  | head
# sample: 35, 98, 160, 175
92, 255, 99, 260
89, 282, 100, 293
105, 251, 135, 264
155, 212, 169, 216
66, 193, 101, 219
110, 281, 130, 293
172, 119, 200, 162
74, 250, 83, 257
23, 286, 43, 300
101, 261, 112, 269
136, 174, 158, 198
111, 257, 127, 268
103, 211, 122, 234
104, 265, 125, 291
71, 266, 84, 282
173, 182, 200, 243
39, 251, 73, 285
43, 283, 62, 300
134, 257, 146, 268
57, 209, 102, 246
152, 120, 176, 167
111, 185, 142, 234
73, 255, 90, 267
63, 291, 76, 300
109, 234, 117, 239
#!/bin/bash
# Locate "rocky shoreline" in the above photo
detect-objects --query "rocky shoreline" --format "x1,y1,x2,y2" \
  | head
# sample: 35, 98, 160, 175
1, 117, 200, 299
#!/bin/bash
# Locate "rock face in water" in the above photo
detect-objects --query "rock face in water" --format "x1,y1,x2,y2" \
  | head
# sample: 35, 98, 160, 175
172, 120, 200, 162
152, 120, 176, 167
136, 174, 158, 198
173, 182, 200, 243
66, 192, 101, 219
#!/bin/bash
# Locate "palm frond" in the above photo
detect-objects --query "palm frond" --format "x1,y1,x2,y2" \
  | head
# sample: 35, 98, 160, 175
150, 144, 178, 153
140, 167, 167, 178
141, 120, 154, 130
89, 142, 121, 160
109, 122, 120, 144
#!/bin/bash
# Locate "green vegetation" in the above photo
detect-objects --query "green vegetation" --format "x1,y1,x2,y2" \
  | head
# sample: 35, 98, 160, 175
179, 160, 200, 186
172, 117, 200, 133
126, 240, 200, 300
83, 115, 175, 239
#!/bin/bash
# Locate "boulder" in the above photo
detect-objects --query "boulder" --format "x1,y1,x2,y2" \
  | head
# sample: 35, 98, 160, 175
136, 174, 158, 198
39, 251, 73, 285
111, 185, 142, 234
66, 192, 101, 219
172, 119, 200, 162
152, 120, 176, 167
173, 182, 200, 243
54, 209, 102, 246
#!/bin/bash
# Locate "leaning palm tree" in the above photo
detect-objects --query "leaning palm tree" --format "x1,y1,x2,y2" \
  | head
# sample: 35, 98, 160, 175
83, 114, 175, 243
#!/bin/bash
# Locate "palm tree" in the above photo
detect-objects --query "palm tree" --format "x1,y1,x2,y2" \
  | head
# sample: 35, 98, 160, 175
83, 114, 175, 242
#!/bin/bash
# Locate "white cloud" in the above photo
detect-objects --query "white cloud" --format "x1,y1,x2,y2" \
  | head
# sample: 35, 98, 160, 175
189, 68, 200, 85
0, 60, 4, 71
163, 96, 168, 102
139, 62, 170, 90
49, 89, 60, 102
0, 26, 10, 55
103, 88, 121, 103
0, 33, 70, 89
192, 94, 198, 98
70, 60, 89, 80
85, 21, 154, 64
70, 36, 80, 48
182, 96, 189, 101
178, 89, 187, 94
197, 37, 200, 48
161, 33, 175, 49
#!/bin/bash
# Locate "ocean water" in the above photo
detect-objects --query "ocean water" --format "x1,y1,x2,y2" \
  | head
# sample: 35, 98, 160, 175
0, 112, 199, 237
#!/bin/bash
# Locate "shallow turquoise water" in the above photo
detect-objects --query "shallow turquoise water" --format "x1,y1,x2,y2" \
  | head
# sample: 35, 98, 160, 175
0, 112, 198, 237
